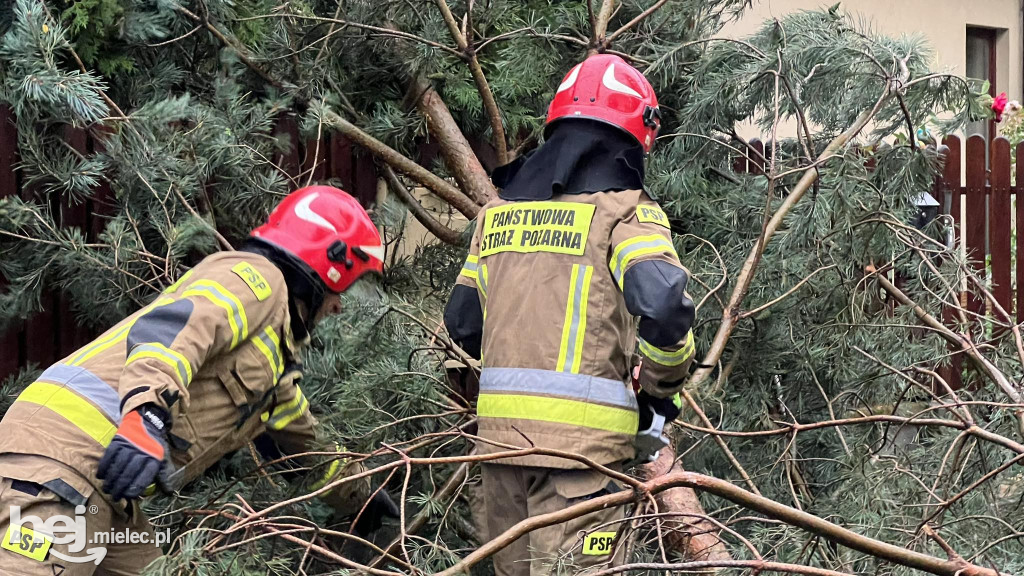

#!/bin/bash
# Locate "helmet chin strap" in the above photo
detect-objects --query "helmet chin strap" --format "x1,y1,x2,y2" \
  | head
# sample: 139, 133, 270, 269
240, 238, 325, 338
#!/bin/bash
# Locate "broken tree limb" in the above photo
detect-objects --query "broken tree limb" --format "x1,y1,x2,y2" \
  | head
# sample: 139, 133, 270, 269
433, 469, 1004, 576
637, 442, 732, 562
174, 6, 481, 220
689, 92, 889, 389
411, 75, 497, 205
433, 0, 509, 164
322, 110, 479, 219
871, 270, 1024, 438
382, 166, 463, 245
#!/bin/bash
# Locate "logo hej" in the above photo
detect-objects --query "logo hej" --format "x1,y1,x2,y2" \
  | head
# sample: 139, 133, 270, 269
7, 505, 106, 564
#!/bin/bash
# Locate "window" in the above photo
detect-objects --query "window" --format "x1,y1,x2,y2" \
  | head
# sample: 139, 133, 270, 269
966, 27, 997, 144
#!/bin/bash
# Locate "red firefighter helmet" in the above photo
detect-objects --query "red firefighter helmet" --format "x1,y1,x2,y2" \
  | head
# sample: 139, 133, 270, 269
252, 186, 384, 293
546, 54, 661, 153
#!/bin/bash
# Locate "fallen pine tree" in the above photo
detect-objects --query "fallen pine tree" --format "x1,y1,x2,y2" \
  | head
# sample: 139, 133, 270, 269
1, 0, 1022, 574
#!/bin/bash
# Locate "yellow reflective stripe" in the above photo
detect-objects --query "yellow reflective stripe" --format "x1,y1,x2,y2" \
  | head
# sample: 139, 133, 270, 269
556, 264, 592, 374
262, 386, 309, 430
573, 266, 593, 373
465, 254, 478, 264
69, 298, 176, 366
639, 332, 695, 367
609, 234, 677, 288
15, 382, 117, 445
252, 339, 279, 380
253, 327, 283, 380
183, 280, 248, 348
475, 263, 489, 297
164, 269, 194, 294
556, 265, 580, 371
126, 344, 193, 387
69, 324, 130, 366
478, 394, 637, 435
267, 395, 309, 430
308, 458, 343, 491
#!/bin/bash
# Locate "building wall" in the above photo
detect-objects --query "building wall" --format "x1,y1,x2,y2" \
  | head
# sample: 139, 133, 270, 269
722, 0, 1024, 139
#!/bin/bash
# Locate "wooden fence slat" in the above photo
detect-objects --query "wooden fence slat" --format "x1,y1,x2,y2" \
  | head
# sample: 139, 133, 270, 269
302, 138, 328, 183
965, 135, 988, 319
354, 149, 378, 206
941, 135, 964, 390
274, 117, 301, 179
989, 138, 1012, 322
749, 139, 766, 176
329, 135, 354, 192
0, 106, 21, 378
1017, 142, 1024, 323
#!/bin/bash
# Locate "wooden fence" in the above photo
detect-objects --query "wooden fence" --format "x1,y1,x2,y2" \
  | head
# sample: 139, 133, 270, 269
0, 107, 384, 380
935, 134, 1024, 389
0, 125, 1019, 389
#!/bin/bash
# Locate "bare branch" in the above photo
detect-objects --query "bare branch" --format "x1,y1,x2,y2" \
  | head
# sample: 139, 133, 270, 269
606, 0, 671, 44
382, 166, 463, 245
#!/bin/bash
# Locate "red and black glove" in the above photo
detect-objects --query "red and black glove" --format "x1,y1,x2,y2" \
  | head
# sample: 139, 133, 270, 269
97, 404, 170, 501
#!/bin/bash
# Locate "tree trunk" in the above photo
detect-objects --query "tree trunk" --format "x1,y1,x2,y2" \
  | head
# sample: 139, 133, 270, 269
638, 441, 733, 562
411, 76, 497, 205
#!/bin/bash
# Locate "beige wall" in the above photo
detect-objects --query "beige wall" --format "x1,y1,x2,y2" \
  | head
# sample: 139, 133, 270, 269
723, 0, 1023, 139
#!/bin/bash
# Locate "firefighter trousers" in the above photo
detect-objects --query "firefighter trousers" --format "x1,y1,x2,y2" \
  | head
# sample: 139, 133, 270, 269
481, 463, 627, 576
0, 454, 162, 575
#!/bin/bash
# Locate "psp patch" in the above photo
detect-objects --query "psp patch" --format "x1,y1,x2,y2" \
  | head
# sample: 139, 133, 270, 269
636, 204, 670, 228
2, 524, 52, 561
582, 531, 617, 556
232, 262, 273, 301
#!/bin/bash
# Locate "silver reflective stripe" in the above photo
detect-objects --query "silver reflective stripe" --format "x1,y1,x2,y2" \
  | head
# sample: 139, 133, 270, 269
37, 364, 122, 424
129, 343, 191, 386
257, 330, 283, 376
462, 260, 478, 273
559, 264, 590, 373
186, 285, 245, 338
480, 367, 638, 411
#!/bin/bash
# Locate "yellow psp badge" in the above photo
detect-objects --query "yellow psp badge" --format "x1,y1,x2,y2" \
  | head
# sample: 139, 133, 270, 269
232, 262, 273, 301
582, 531, 617, 555
2, 524, 53, 561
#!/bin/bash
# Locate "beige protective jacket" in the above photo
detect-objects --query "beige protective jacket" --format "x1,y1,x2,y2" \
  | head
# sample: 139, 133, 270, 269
0, 251, 357, 509
445, 189, 695, 468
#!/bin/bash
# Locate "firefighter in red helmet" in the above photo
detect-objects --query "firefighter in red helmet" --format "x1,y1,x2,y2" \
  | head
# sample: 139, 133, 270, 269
0, 186, 398, 575
444, 54, 695, 575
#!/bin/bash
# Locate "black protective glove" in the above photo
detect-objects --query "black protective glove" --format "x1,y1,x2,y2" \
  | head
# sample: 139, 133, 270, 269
636, 391, 681, 432
97, 404, 171, 501
353, 488, 401, 536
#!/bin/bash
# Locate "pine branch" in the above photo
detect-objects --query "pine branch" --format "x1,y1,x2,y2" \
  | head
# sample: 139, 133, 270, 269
433, 0, 508, 164
689, 91, 890, 389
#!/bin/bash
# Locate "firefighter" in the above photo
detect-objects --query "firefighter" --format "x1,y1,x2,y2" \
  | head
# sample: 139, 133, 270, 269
0, 186, 399, 575
444, 54, 695, 575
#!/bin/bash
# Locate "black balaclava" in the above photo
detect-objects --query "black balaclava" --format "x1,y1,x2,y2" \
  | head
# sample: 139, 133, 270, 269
241, 238, 325, 340
492, 119, 649, 200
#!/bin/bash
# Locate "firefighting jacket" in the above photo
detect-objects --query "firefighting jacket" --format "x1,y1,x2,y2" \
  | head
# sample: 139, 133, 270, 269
444, 189, 695, 468
0, 251, 356, 508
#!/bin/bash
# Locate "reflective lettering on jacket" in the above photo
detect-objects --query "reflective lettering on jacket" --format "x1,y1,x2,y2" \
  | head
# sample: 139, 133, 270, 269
480, 201, 595, 257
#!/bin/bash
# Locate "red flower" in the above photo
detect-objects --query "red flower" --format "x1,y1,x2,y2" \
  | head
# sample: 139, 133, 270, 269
992, 92, 1009, 121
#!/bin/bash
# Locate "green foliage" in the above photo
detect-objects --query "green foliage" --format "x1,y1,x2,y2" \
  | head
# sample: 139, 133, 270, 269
0, 0, 1021, 574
